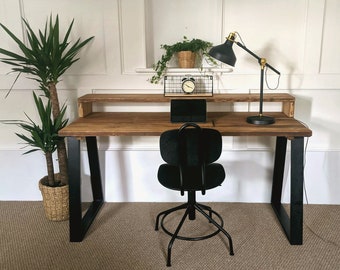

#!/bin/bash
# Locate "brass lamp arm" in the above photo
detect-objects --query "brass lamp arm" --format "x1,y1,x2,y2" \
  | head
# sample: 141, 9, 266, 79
227, 33, 280, 75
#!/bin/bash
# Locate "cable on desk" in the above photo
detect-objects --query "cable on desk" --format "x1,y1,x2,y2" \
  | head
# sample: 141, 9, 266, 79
295, 119, 311, 205
303, 136, 309, 205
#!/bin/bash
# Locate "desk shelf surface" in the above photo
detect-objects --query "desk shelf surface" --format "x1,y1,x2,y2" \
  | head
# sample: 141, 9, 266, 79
78, 93, 295, 118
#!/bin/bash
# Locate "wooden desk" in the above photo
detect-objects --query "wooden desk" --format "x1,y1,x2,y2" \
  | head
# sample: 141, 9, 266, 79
59, 94, 312, 244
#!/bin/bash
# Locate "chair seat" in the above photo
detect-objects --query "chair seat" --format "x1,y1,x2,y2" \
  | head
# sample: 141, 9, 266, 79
158, 163, 225, 191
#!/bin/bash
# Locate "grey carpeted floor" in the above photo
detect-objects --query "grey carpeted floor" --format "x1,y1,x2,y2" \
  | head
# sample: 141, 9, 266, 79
1, 202, 340, 270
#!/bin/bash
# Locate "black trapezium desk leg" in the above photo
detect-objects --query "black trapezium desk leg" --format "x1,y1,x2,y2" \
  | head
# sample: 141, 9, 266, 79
67, 136, 104, 242
289, 137, 304, 244
67, 136, 82, 242
271, 136, 304, 245
271, 137, 287, 206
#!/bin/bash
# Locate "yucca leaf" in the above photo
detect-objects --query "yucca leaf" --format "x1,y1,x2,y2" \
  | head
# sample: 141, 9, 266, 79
52, 15, 60, 61
0, 23, 30, 55
22, 18, 42, 47
15, 132, 40, 149
0, 48, 29, 62
22, 149, 39, 155
62, 17, 74, 47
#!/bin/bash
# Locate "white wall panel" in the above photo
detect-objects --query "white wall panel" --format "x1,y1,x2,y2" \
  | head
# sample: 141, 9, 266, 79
144, 0, 223, 68
0, 1, 22, 76
223, 0, 308, 75
283, 151, 340, 204
0, 150, 48, 200
294, 90, 340, 150
320, 0, 340, 74
119, 0, 146, 73
0, 0, 340, 204
303, 0, 325, 74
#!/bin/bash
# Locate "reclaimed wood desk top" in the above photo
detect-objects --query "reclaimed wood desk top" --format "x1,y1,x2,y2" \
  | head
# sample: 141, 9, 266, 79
59, 111, 312, 137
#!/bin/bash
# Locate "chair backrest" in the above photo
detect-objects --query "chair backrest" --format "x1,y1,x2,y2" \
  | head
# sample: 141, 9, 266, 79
159, 123, 222, 167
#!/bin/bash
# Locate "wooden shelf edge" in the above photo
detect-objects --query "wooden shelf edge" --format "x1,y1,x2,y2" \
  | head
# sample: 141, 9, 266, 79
77, 93, 295, 118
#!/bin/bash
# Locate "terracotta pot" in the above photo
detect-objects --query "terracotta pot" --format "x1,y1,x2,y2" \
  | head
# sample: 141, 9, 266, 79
39, 174, 69, 221
177, 51, 196, 68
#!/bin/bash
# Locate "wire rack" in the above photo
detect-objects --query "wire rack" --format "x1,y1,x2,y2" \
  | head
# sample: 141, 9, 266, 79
164, 75, 213, 97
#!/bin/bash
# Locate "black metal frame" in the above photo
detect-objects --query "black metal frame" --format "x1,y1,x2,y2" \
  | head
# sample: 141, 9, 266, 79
271, 136, 304, 245
67, 136, 104, 242
66, 135, 305, 245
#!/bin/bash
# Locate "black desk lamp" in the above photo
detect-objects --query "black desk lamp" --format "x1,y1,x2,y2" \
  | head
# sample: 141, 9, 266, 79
209, 32, 280, 125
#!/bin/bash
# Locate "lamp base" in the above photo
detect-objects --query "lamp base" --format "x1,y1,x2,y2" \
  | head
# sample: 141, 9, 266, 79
246, 115, 275, 125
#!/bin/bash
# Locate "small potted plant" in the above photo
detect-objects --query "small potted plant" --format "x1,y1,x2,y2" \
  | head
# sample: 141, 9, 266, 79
150, 36, 216, 84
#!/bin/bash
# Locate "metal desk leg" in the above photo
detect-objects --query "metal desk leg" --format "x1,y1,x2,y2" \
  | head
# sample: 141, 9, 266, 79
67, 136, 82, 242
271, 136, 304, 245
67, 136, 104, 242
290, 137, 304, 244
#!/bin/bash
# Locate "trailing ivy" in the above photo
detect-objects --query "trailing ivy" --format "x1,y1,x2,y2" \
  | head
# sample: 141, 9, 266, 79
150, 36, 217, 84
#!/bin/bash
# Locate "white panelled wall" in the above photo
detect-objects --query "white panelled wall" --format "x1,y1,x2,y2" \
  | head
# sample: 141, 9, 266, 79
0, 0, 339, 204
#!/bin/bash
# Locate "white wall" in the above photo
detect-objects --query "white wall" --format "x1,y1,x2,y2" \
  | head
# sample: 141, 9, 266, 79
0, 0, 339, 204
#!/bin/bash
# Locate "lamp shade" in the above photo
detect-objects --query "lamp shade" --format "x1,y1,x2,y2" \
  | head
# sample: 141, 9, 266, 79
208, 39, 236, 67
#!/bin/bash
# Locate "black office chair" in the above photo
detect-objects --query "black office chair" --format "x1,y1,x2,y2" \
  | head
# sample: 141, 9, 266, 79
155, 122, 234, 267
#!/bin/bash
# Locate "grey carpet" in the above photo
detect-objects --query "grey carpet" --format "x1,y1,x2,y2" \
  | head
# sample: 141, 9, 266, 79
0, 202, 339, 269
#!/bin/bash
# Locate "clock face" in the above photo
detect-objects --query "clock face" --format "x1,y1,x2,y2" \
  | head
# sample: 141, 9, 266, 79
181, 79, 195, 93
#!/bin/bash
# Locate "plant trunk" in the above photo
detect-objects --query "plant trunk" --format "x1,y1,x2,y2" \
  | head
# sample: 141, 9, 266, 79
45, 151, 55, 186
57, 140, 68, 185
48, 82, 68, 185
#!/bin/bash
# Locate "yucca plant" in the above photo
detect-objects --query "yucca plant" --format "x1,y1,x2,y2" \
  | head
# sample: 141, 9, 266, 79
4, 92, 68, 187
0, 15, 94, 185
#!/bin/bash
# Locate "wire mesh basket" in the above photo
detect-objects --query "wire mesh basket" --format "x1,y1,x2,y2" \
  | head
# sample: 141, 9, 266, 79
164, 75, 213, 97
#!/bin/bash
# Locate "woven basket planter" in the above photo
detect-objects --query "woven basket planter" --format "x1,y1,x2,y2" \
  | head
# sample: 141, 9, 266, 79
177, 51, 196, 68
39, 174, 69, 221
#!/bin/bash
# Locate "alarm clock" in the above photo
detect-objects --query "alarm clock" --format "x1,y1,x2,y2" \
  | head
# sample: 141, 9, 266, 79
181, 77, 196, 94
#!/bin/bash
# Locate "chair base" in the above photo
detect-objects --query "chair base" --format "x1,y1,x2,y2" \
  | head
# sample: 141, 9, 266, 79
155, 192, 234, 267
157, 202, 223, 241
